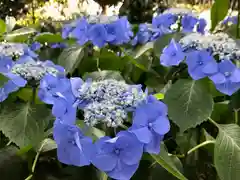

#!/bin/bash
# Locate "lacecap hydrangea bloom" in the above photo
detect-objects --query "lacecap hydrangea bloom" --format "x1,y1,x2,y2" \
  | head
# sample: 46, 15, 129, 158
50, 77, 170, 179
0, 42, 37, 60
152, 8, 207, 34
71, 78, 147, 127
179, 32, 240, 60
62, 15, 133, 47
0, 57, 65, 102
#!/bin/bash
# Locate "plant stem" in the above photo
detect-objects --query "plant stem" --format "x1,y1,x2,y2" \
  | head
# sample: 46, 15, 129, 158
234, 109, 239, 124
31, 87, 37, 105
24, 175, 33, 180
208, 117, 220, 129
187, 140, 215, 155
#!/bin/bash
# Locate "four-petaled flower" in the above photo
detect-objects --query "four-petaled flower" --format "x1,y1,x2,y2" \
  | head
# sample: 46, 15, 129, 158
186, 50, 218, 80
130, 95, 170, 154
160, 39, 185, 67
91, 131, 143, 180
209, 60, 240, 95
53, 119, 94, 167
181, 15, 198, 32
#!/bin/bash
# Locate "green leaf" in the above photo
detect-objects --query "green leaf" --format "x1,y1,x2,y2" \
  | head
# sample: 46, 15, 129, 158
34, 32, 63, 43
0, 102, 52, 148
123, 55, 148, 72
99, 49, 126, 71
82, 70, 124, 81
164, 79, 214, 132
0, 19, 7, 34
153, 93, 165, 100
17, 88, 43, 104
214, 124, 240, 180
58, 45, 84, 73
4, 27, 36, 42
210, 0, 229, 31
39, 138, 57, 153
0, 74, 8, 87
133, 41, 154, 59
151, 143, 188, 180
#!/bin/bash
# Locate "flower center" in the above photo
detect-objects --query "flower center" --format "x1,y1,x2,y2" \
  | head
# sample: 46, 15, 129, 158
197, 60, 203, 65
171, 52, 176, 56
115, 149, 120, 155
148, 123, 153, 128
224, 71, 231, 77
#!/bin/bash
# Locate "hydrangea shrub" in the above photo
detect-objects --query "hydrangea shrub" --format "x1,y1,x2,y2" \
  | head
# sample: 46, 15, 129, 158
0, 4, 240, 180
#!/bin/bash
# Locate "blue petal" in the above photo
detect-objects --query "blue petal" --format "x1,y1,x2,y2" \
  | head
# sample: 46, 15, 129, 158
152, 116, 170, 135
215, 81, 240, 95
70, 77, 83, 97
144, 134, 163, 154
107, 160, 139, 180
209, 73, 226, 84
131, 127, 152, 144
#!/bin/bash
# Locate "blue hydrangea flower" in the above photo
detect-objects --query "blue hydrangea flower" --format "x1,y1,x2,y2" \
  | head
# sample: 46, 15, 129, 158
160, 39, 185, 67
197, 18, 207, 34
71, 18, 90, 45
209, 60, 240, 95
91, 131, 143, 180
222, 16, 237, 25
88, 23, 107, 48
0, 80, 19, 102
53, 119, 94, 167
0, 42, 37, 59
38, 75, 71, 104
0, 58, 64, 102
181, 15, 198, 32
186, 50, 218, 80
105, 17, 133, 45
62, 23, 75, 39
132, 24, 152, 46
152, 14, 177, 29
129, 95, 170, 154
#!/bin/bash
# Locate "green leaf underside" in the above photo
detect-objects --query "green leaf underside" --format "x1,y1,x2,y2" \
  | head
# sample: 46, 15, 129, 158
214, 124, 240, 180
0, 102, 51, 148
58, 45, 84, 73
151, 143, 188, 180
210, 0, 229, 31
164, 79, 214, 132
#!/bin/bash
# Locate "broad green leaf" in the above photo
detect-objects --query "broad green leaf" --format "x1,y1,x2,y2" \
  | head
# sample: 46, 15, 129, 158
214, 124, 240, 180
34, 32, 63, 43
5, 16, 16, 32
58, 45, 84, 73
153, 93, 164, 100
99, 48, 126, 71
211, 101, 232, 122
4, 27, 37, 42
210, 0, 229, 31
0, 102, 52, 148
151, 143, 188, 180
164, 79, 214, 132
123, 55, 148, 71
83, 70, 124, 81
0, 19, 7, 34
133, 41, 154, 59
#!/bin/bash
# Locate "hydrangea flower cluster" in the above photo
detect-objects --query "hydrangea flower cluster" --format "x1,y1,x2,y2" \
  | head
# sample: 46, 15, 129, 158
0, 56, 64, 102
72, 79, 147, 127
0, 42, 37, 60
160, 33, 240, 95
39, 75, 170, 180
62, 15, 133, 48
179, 32, 240, 60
